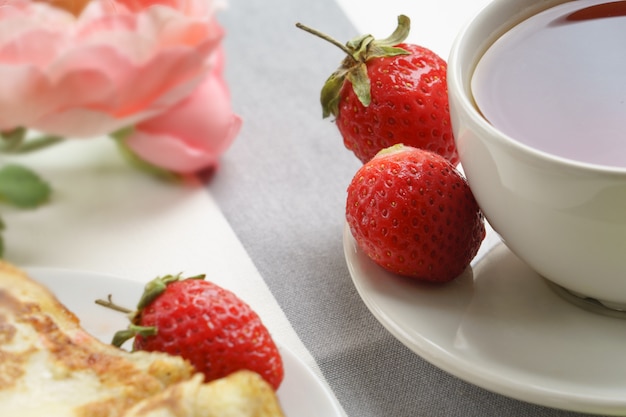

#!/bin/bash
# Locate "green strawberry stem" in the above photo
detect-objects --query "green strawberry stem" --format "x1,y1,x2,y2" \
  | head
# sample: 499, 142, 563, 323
296, 15, 412, 117
95, 294, 134, 314
0, 127, 65, 154
295, 23, 354, 57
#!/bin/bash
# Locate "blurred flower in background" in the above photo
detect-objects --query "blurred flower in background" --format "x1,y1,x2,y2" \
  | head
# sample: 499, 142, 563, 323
0, 0, 241, 254
122, 46, 242, 174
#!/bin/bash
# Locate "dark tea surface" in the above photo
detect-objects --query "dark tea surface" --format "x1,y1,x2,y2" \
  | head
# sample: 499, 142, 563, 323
472, 0, 626, 167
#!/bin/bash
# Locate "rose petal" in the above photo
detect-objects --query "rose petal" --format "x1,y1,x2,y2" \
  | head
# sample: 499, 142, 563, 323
124, 66, 242, 173
0, 0, 225, 137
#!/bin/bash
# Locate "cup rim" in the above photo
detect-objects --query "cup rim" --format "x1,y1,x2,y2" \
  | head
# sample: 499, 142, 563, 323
447, 0, 626, 177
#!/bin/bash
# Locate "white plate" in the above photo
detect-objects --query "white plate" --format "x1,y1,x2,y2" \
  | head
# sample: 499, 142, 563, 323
343, 225, 626, 415
27, 267, 343, 417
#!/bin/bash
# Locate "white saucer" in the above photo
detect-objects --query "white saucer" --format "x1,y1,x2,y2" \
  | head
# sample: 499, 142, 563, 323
27, 267, 343, 417
343, 224, 626, 415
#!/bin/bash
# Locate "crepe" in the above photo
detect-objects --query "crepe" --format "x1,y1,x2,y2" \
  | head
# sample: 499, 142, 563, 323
0, 261, 284, 417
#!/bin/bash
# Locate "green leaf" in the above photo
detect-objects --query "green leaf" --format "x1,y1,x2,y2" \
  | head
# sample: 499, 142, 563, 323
347, 34, 375, 60
321, 68, 349, 118
347, 62, 372, 108
367, 44, 411, 59
136, 274, 182, 310
0, 164, 51, 208
111, 328, 136, 348
375, 15, 411, 48
112, 324, 157, 348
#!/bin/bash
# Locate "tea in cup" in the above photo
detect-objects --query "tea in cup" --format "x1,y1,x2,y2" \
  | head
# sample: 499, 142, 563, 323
447, 0, 626, 310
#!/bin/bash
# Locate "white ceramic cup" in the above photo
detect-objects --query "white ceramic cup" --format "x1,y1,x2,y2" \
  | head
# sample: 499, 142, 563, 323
447, 0, 626, 310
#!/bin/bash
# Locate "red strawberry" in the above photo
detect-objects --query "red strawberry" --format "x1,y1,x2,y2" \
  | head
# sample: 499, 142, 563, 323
346, 145, 485, 282
297, 15, 457, 165
107, 274, 284, 390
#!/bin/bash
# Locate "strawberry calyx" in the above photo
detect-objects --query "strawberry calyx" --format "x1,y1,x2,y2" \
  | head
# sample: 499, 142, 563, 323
95, 273, 206, 348
296, 15, 411, 118
111, 324, 158, 348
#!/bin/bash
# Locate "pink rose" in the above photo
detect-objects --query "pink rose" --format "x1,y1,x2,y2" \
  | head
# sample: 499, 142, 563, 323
122, 48, 242, 174
0, 0, 224, 137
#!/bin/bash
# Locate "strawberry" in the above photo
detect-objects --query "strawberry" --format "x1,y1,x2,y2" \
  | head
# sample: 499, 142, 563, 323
105, 274, 284, 390
297, 15, 457, 165
346, 145, 485, 282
